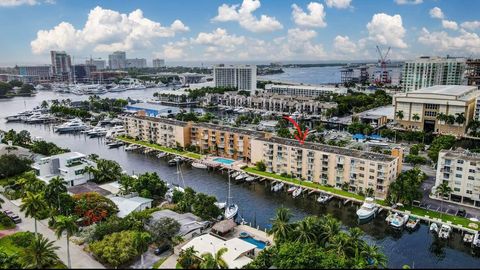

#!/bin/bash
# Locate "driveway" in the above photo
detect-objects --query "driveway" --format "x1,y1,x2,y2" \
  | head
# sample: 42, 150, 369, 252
130, 247, 172, 269
0, 194, 105, 269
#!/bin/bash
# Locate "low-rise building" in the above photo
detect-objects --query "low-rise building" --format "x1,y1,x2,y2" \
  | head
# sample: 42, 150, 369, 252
108, 195, 153, 218
32, 152, 95, 187
150, 209, 206, 239
393, 85, 480, 136
264, 84, 347, 97
434, 149, 480, 208
353, 105, 394, 129
250, 137, 403, 199
475, 97, 480, 121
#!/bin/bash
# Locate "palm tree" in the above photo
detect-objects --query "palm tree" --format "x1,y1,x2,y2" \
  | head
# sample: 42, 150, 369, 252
268, 206, 293, 243
360, 243, 387, 268
294, 218, 317, 244
200, 247, 228, 269
319, 215, 341, 246
328, 231, 351, 258
435, 182, 452, 218
133, 232, 152, 269
446, 114, 456, 125
83, 165, 97, 182
395, 110, 404, 121
53, 215, 78, 269
412, 113, 420, 122
21, 234, 60, 269
17, 172, 45, 196
45, 176, 68, 212
455, 113, 466, 126
436, 112, 447, 123
20, 192, 47, 237
177, 247, 200, 269
467, 120, 480, 136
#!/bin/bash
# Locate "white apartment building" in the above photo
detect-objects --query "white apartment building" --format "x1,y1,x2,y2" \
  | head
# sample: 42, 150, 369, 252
126, 58, 147, 69
435, 149, 480, 208
251, 137, 403, 199
264, 84, 347, 97
213, 65, 257, 91
32, 152, 95, 187
402, 56, 466, 92
108, 51, 127, 70
153, 59, 165, 68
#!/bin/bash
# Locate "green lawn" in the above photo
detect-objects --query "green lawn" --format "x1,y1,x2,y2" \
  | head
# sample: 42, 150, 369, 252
0, 234, 23, 255
117, 136, 203, 160
401, 205, 480, 229
244, 167, 365, 201
152, 257, 168, 269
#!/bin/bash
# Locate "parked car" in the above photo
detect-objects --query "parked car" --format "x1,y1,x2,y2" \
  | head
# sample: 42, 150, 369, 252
456, 209, 467, 217
154, 244, 171, 255
3, 210, 22, 224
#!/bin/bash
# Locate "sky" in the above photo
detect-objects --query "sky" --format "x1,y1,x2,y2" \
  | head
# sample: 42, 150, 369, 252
0, 0, 479, 66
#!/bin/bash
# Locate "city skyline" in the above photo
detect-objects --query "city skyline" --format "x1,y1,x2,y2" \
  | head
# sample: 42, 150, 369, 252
0, 0, 479, 66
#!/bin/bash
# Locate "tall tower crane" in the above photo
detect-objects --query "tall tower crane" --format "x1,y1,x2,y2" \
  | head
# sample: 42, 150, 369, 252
376, 45, 391, 84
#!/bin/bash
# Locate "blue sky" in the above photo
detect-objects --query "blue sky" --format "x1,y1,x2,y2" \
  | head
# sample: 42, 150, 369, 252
0, 0, 479, 66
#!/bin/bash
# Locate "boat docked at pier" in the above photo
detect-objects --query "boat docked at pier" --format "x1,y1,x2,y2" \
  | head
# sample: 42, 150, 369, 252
405, 216, 420, 231
317, 193, 333, 204
54, 119, 88, 133
356, 197, 378, 220
389, 213, 409, 229
439, 224, 452, 239
191, 162, 208, 169
271, 182, 284, 192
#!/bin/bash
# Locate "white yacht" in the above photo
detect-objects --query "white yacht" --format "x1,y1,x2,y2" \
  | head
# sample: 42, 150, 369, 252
438, 224, 452, 239
389, 213, 409, 229
105, 126, 126, 139
317, 193, 333, 204
109, 85, 127, 92
54, 119, 88, 133
271, 182, 284, 192
87, 127, 108, 137
356, 197, 378, 220
473, 232, 480, 248
292, 187, 303, 198
191, 162, 208, 169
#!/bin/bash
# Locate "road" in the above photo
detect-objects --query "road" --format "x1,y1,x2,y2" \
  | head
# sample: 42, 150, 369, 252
0, 194, 105, 269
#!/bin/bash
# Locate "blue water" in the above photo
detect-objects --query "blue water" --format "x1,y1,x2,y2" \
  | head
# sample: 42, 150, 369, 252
241, 237, 267, 249
213, 157, 235, 165
258, 66, 342, 85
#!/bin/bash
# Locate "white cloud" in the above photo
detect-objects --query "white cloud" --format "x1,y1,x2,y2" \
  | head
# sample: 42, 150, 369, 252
325, 0, 351, 9
442, 20, 458, 30
461, 21, 480, 31
291, 2, 327, 28
192, 28, 245, 50
31, 6, 189, 54
0, 0, 53, 6
212, 0, 283, 33
333, 35, 357, 54
429, 7, 444, 19
275, 28, 326, 59
366, 13, 407, 48
418, 28, 480, 55
394, 0, 423, 5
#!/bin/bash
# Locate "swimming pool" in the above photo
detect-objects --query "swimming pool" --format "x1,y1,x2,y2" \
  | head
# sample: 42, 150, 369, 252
240, 237, 266, 249
213, 157, 236, 165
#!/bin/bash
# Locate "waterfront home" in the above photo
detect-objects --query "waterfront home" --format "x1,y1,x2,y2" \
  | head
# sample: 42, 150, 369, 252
250, 137, 403, 199
434, 149, 480, 208
179, 233, 257, 269
32, 152, 95, 187
107, 194, 153, 218
149, 209, 206, 240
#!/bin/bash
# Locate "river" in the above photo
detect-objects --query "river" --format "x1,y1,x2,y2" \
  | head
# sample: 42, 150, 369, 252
0, 90, 479, 268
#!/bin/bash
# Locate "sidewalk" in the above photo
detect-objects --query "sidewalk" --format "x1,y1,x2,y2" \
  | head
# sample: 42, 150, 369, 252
0, 194, 105, 269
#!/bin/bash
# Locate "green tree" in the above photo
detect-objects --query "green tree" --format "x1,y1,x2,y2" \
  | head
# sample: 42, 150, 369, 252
200, 247, 228, 269
427, 135, 456, 162
255, 161, 266, 172
132, 172, 168, 199
177, 246, 201, 269
319, 215, 341, 245
21, 234, 60, 269
268, 206, 293, 243
53, 215, 79, 269
435, 182, 452, 218
395, 110, 404, 121
148, 217, 180, 245
192, 193, 221, 220
90, 158, 123, 184
0, 155, 33, 178
293, 217, 317, 244
20, 192, 48, 237
360, 243, 388, 268
44, 176, 68, 212
133, 232, 152, 269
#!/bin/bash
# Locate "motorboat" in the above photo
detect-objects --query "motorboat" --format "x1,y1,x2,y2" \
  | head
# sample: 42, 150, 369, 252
231, 171, 241, 178
385, 212, 395, 223
405, 216, 420, 231
287, 186, 297, 194
87, 127, 108, 137
157, 152, 167, 158
244, 176, 256, 182
224, 204, 238, 220
107, 141, 124, 148
214, 202, 226, 210
5, 115, 23, 122
54, 119, 88, 133
356, 197, 378, 220
464, 233, 474, 245
389, 213, 409, 229
168, 159, 178, 166
109, 85, 127, 92
105, 126, 126, 139
271, 182, 284, 192
317, 194, 333, 204
124, 144, 140, 151
235, 173, 247, 181
429, 223, 439, 234
292, 187, 303, 198
473, 232, 480, 248
438, 224, 452, 239
191, 162, 208, 169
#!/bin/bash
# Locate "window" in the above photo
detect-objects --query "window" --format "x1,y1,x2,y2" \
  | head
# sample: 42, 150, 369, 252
455, 174, 462, 178
457, 160, 464, 164
75, 169, 84, 175
457, 167, 463, 171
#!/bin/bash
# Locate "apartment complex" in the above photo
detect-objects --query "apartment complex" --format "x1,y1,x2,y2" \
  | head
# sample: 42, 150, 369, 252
153, 58, 166, 68
264, 84, 347, 97
401, 56, 466, 92
32, 152, 95, 187
126, 58, 147, 69
250, 137, 402, 199
466, 59, 480, 86
476, 98, 480, 121
108, 51, 127, 70
85, 58, 106, 70
16, 65, 52, 82
213, 65, 257, 91
393, 85, 480, 136
204, 92, 337, 117
50, 51, 72, 82
435, 149, 480, 208
72, 64, 97, 83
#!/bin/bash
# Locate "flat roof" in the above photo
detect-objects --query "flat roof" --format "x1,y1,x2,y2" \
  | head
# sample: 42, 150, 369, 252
194, 122, 267, 138
41, 151, 85, 161
357, 105, 394, 119
127, 115, 190, 127
108, 195, 153, 218
440, 149, 480, 162
257, 136, 397, 163
411, 85, 477, 96
267, 84, 346, 91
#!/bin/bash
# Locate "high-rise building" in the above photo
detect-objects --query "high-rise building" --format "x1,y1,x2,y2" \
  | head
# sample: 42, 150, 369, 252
16, 65, 52, 82
71, 64, 96, 83
108, 51, 126, 70
50, 51, 72, 82
466, 59, 480, 86
85, 59, 106, 71
153, 58, 165, 68
401, 56, 466, 92
213, 65, 257, 91
126, 58, 147, 69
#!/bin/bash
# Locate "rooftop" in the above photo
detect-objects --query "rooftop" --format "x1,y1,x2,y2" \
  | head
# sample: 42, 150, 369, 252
440, 149, 480, 162
126, 115, 190, 127
266, 84, 346, 91
194, 122, 268, 138
41, 151, 85, 161
258, 136, 397, 162
356, 105, 394, 120
396, 85, 480, 101
108, 195, 153, 218
150, 209, 204, 237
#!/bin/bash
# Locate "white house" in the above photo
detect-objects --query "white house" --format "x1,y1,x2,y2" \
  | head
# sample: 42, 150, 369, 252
32, 152, 95, 187
108, 195, 153, 218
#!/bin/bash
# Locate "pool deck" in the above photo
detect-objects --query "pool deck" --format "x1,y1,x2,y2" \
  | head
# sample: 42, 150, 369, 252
231, 225, 274, 245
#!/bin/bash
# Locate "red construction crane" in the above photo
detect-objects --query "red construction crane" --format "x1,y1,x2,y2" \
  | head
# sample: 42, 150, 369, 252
376, 45, 391, 84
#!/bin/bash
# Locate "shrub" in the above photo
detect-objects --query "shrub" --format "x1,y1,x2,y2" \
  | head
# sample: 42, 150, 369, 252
9, 232, 35, 248
256, 161, 266, 172
0, 212, 14, 229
